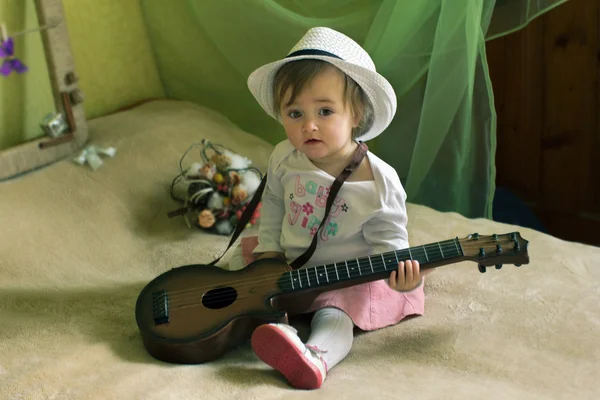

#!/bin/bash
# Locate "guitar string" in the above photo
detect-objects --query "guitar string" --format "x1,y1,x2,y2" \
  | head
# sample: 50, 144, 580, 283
164, 259, 410, 312
165, 257, 521, 313
162, 240, 520, 309
165, 253, 427, 308
165, 250, 513, 313
157, 241, 512, 294
165, 258, 507, 311
169, 291, 292, 312
155, 239, 520, 306
152, 238, 518, 303
158, 241, 457, 300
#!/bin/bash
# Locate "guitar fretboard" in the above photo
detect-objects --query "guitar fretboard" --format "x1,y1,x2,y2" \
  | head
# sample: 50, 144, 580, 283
277, 238, 463, 293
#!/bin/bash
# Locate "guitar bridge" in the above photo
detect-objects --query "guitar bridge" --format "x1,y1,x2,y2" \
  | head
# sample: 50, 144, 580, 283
152, 289, 169, 325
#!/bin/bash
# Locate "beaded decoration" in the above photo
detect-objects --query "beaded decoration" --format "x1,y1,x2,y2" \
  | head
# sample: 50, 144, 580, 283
168, 139, 263, 235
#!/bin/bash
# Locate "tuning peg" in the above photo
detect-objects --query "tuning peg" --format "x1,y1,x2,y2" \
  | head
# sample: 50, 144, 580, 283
495, 264, 502, 269
496, 244, 502, 254
478, 265, 486, 273
514, 264, 521, 267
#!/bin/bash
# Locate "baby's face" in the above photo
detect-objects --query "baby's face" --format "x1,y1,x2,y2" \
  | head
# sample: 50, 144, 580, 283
279, 65, 359, 165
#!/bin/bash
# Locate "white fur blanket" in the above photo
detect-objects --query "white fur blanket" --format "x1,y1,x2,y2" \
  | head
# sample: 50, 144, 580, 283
0, 100, 598, 399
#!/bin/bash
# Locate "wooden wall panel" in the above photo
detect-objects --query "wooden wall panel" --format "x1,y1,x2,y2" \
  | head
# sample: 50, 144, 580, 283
596, 0, 600, 212
487, 19, 545, 203
542, 0, 597, 213
487, 0, 600, 247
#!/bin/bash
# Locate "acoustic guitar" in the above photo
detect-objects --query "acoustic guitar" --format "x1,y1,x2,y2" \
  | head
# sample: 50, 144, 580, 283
135, 231, 529, 364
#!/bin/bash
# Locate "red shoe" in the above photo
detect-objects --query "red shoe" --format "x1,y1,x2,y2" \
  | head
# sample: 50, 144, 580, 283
251, 323, 328, 390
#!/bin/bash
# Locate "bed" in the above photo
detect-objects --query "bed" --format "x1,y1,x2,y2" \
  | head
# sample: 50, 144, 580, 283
0, 99, 598, 399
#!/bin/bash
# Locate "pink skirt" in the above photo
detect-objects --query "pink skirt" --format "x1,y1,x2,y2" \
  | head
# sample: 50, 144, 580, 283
240, 236, 425, 332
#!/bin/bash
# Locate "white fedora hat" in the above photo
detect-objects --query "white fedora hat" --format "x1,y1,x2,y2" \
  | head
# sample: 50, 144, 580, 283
247, 27, 397, 142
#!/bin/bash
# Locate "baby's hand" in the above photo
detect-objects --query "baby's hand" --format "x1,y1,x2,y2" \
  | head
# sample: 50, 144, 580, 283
388, 260, 422, 292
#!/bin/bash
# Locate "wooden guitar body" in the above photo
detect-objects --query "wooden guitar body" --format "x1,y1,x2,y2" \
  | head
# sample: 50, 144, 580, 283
135, 259, 293, 364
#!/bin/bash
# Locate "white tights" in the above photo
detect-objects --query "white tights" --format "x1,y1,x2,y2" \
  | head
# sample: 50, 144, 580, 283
306, 307, 354, 370
228, 247, 355, 369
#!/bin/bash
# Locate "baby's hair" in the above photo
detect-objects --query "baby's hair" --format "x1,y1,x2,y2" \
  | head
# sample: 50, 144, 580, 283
272, 59, 374, 139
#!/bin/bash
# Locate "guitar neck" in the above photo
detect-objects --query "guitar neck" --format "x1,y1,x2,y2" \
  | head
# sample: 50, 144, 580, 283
277, 238, 465, 294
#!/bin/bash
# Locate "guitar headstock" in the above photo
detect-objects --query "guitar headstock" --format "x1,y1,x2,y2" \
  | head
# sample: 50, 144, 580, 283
458, 232, 529, 273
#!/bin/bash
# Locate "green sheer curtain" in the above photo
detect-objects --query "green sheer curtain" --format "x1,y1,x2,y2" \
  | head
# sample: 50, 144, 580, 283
141, 0, 567, 219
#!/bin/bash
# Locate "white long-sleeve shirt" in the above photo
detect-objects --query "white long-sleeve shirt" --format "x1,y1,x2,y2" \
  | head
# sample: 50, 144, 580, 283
253, 139, 410, 269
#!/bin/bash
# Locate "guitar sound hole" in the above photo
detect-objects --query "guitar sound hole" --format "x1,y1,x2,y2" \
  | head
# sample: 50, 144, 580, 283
202, 287, 237, 309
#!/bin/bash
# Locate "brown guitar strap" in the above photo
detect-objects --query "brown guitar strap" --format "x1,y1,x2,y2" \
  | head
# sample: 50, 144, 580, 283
289, 142, 368, 269
209, 141, 368, 269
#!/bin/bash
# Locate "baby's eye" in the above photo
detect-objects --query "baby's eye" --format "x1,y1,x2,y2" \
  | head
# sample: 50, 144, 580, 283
288, 110, 302, 119
319, 108, 333, 116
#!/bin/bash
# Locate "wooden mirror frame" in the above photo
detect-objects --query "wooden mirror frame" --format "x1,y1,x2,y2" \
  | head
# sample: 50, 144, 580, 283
0, 0, 87, 181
